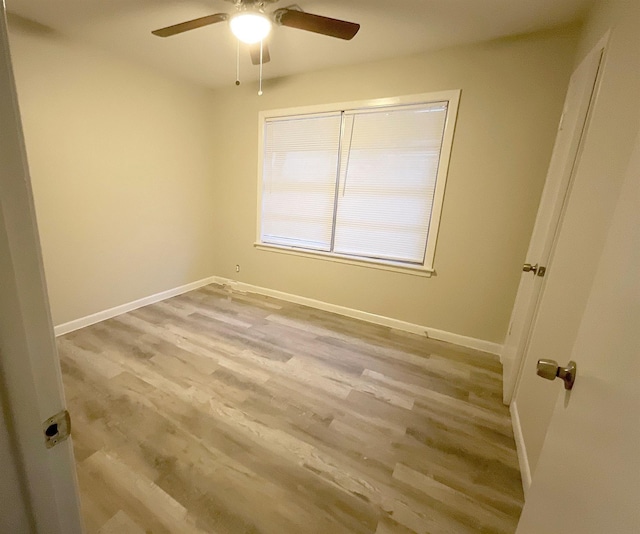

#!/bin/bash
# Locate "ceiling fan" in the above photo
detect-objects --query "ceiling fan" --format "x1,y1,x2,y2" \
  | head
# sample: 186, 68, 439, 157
151, 0, 361, 67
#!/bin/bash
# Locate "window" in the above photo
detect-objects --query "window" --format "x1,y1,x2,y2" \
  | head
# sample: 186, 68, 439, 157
257, 91, 460, 274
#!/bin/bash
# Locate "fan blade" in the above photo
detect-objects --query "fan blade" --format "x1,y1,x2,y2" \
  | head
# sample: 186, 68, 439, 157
152, 13, 228, 37
249, 42, 271, 65
276, 9, 360, 40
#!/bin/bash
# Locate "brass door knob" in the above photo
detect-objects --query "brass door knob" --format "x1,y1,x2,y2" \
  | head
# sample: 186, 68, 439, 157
536, 359, 577, 390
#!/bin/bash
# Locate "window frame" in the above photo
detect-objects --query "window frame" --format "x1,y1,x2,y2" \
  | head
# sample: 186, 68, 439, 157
255, 90, 461, 276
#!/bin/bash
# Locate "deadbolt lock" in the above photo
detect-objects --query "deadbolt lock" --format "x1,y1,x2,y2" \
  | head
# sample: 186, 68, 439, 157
536, 359, 577, 390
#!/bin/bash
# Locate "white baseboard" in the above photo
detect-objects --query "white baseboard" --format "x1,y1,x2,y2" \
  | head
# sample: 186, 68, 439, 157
54, 276, 218, 336
54, 274, 504, 357
510, 400, 532, 495
212, 276, 503, 356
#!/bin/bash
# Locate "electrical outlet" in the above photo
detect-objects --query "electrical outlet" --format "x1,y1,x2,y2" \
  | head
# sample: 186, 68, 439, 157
235, 264, 240, 273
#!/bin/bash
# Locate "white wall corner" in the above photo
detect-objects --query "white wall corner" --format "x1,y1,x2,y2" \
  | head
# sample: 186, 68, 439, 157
53, 276, 218, 336
212, 276, 503, 356
510, 400, 532, 495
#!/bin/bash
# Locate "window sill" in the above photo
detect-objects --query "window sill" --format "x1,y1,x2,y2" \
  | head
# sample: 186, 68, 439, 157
254, 243, 434, 278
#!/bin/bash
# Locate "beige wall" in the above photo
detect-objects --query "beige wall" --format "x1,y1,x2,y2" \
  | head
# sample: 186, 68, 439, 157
8, 17, 217, 326
7, 16, 581, 346
209, 26, 580, 345
514, 0, 640, 478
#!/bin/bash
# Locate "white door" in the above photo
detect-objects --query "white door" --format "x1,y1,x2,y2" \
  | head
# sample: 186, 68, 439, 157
0, 7, 84, 534
516, 130, 640, 533
501, 40, 605, 404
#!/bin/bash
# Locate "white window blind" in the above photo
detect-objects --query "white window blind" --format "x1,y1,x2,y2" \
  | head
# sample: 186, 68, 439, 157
258, 93, 458, 271
334, 103, 447, 263
261, 113, 341, 251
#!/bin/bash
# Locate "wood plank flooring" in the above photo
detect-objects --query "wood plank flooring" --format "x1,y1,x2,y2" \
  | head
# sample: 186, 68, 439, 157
58, 284, 524, 534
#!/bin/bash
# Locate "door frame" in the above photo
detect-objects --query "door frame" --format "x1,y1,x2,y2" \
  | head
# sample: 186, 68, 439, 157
0, 6, 84, 533
502, 35, 608, 405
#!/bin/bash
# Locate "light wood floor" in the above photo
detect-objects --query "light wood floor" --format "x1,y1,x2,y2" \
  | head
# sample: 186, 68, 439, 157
58, 284, 523, 534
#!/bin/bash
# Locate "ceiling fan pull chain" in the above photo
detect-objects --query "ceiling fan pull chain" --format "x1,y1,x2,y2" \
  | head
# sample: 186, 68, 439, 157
258, 39, 264, 96
235, 38, 241, 86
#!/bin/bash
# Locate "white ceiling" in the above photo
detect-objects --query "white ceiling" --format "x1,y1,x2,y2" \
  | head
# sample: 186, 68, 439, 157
7, 0, 593, 89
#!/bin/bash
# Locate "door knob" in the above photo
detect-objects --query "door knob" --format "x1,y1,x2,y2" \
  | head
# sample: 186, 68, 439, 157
523, 263, 547, 277
536, 359, 577, 390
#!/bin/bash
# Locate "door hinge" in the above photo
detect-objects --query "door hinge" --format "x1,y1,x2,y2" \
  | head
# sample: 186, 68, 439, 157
43, 409, 71, 449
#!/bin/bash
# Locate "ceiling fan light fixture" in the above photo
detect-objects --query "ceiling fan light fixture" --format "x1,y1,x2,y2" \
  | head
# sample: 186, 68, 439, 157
230, 12, 272, 44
